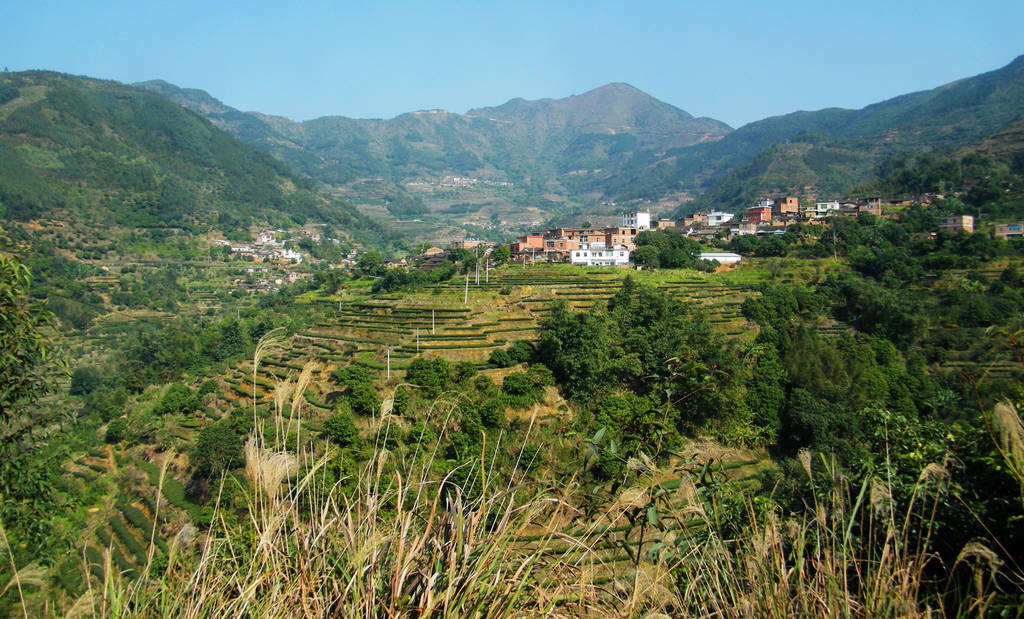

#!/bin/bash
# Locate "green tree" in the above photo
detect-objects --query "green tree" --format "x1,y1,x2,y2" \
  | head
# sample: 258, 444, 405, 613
406, 357, 451, 397
323, 411, 362, 448
154, 382, 200, 416
348, 382, 381, 416
632, 245, 659, 268
492, 245, 511, 265
507, 340, 535, 363
105, 417, 128, 443
0, 254, 66, 566
69, 365, 102, 395
193, 420, 243, 476
488, 348, 513, 368
357, 251, 385, 277
216, 320, 247, 360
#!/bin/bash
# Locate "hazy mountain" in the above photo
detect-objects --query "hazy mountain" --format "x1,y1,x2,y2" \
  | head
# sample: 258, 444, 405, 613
0, 71, 387, 240
134, 80, 732, 198
663, 55, 1024, 213
137, 55, 1024, 219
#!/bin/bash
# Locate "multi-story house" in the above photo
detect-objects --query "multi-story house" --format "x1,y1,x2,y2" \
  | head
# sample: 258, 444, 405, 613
939, 215, 974, 233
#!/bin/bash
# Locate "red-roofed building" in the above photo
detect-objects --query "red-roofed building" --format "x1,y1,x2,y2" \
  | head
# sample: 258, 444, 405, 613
742, 206, 773, 224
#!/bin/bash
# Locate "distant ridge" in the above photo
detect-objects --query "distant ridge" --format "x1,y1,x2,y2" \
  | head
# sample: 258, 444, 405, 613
0, 71, 388, 242
134, 54, 1024, 217
134, 79, 732, 201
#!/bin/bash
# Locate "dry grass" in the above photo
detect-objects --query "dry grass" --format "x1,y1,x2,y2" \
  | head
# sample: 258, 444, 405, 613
42, 339, 1019, 617
64, 438, 1011, 618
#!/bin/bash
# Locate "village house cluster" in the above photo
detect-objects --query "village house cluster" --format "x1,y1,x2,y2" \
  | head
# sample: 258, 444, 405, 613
498, 192, 1024, 268
679, 197, 887, 239
212, 229, 354, 293
213, 229, 305, 263
509, 211, 657, 266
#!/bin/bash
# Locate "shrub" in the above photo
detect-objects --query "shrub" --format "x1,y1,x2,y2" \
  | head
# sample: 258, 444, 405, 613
501, 371, 545, 410
333, 365, 372, 388
154, 382, 200, 416
405, 420, 436, 445
488, 349, 513, 368
323, 411, 362, 448
70, 366, 102, 395
197, 379, 218, 397
406, 357, 452, 397
392, 388, 411, 416
109, 516, 147, 564
479, 398, 506, 428
193, 420, 243, 476
348, 382, 381, 416
453, 361, 478, 383
106, 417, 127, 443
507, 340, 535, 363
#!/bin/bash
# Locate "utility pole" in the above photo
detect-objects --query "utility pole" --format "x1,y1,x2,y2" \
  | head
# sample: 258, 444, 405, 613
386, 347, 391, 380
486, 255, 489, 283
464, 272, 469, 304
432, 309, 435, 334
416, 328, 420, 353
475, 246, 480, 285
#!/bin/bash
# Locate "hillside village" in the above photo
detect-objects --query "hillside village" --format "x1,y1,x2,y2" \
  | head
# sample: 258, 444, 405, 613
3, 38, 1024, 615
200, 188, 1024, 297
490, 194, 1024, 268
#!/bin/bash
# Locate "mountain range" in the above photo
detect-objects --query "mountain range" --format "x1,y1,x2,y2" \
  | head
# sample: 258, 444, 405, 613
136, 55, 1024, 220
134, 80, 731, 208
1, 55, 1021, 247
0, 71, 390, 245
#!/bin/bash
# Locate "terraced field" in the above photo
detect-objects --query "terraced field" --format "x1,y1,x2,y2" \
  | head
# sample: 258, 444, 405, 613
60, 264, 768, 599
59, 448, 197, 599
291, 266, 759, 372
509, 453, 770, 588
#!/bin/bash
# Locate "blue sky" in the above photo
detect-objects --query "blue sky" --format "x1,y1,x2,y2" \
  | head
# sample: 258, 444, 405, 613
3, 1, 1022, 128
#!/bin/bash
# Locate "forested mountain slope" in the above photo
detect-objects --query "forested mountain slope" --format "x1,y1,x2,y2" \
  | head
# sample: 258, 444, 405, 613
0, 71, 386, 239
135, 79, 732, 200
139, 56, 1024, 214
664, 55, 1024, 212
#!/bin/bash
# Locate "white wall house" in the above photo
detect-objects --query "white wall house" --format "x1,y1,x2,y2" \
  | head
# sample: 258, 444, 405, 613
700, 252, 742, 264
813, 201, 840, 217
706, 211, 735, 226
570, 246, 630, 267
280, 248, 303, 263
622, 211, 651, 231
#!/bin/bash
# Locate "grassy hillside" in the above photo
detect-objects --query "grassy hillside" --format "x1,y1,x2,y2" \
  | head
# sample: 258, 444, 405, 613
137, 56, 1024, 224
0, 71, 389, 242
642, 55, 1024, 212
135, 80, 731, 215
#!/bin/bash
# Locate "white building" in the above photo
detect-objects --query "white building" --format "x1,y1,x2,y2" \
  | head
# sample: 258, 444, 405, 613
700, 252, 742, 264
706, 211, 735, 227
811, 201, 840, 217
756, 198, 775, 209
622, 211, 651, 231
280, 248, 303, 263
570, 245, 630, 267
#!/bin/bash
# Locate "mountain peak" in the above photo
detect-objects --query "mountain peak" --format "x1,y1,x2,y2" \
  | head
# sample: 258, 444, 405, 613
581, 82, 646, 97
467, 81, 707, 127
134, 80, 232, 115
